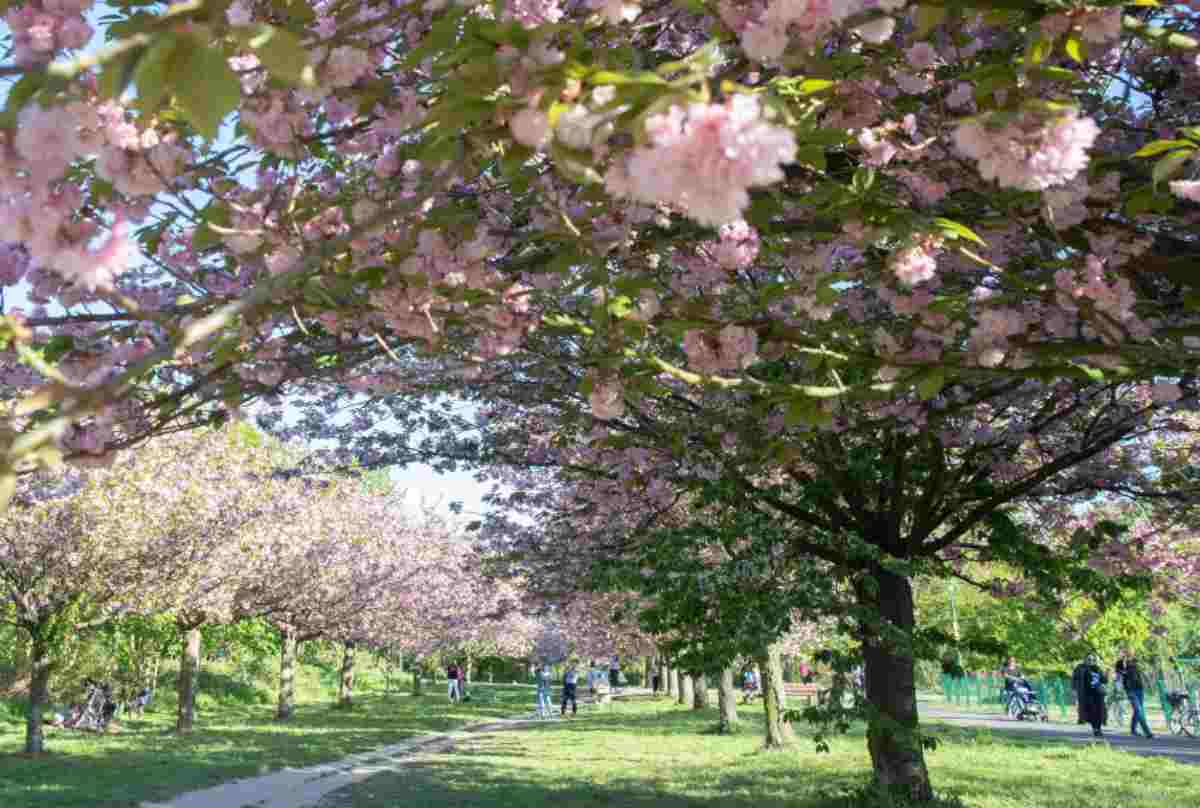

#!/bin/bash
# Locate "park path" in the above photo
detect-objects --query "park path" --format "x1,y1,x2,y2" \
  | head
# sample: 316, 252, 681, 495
138, 713, 547, 808
139, 688, 651, 808
920, 705, 1200, 765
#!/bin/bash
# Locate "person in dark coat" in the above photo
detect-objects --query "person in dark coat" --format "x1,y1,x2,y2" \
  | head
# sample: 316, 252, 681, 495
1072, 653, 1108, 737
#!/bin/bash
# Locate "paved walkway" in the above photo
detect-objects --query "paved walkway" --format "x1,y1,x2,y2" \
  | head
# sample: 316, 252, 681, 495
921, 705, 1200, 765
138, 714, 549, 808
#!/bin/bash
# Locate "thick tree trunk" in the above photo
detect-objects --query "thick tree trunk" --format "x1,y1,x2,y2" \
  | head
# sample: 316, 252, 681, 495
717, 667, 740, 733
276, 626, 298, 720
25, 626, 51, 755
658, 661, 668, 696
858, 569, 933, 801
756, 643, 794, 748
693, 673, 709, 709
678, 671, 694, 706
337, 641, 356, 708
176, 626, 202, 733
668, 667, 679, 697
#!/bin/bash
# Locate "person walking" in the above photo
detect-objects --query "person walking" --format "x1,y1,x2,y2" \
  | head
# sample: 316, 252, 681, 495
1072, 653, 1108, 738
609, 655, 621, 692
446, 661, 460, 702
1116, 649, 1154, 739
587, 661, 601, 696
561, 663, 579, 717
535, 663, 553, 719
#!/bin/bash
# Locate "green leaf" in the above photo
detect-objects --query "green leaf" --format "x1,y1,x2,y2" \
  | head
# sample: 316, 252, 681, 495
133, 33, 180, 113
915, 5, 947, 38
1025, 36, 1052, 66
173, 34, 242, 140
41, 335, 75, 364
1133, 139, 1195, 158
915, 367, 946, 400
245, 25, 315, 87
0, 72, 44, 127
934, 218, 988, 247
1064, 35, 1087, 64
1152, 149, 1193, 188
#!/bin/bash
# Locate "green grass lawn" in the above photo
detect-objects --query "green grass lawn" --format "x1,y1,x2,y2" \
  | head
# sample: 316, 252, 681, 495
2, 684, 1195, 808
0, 681, 538, 808
313, 698, 1198, 808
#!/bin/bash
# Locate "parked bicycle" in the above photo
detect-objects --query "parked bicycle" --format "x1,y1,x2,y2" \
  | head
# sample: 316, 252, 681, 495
1166, 690, 1200, 737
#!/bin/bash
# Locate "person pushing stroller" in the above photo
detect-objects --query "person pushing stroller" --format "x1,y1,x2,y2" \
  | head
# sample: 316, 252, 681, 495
1002, 657, 1047, 721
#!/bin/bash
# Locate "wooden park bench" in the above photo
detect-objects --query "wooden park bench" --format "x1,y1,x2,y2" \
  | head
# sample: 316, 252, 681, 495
782, 682, 823, 706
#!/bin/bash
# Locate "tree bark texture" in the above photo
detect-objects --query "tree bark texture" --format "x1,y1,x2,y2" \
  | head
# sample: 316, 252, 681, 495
717, 667, 740, 733
337, 641, 356, 708
858, 569, 934, 801
756, 643, 794, 748
668, 667, 679, 697
276, 626, 298, 721
25, 626, 51, 755
176, 626, 202, 733
678, 671, 694, 706
692, 673, 709, 709
658, 661, 668, 695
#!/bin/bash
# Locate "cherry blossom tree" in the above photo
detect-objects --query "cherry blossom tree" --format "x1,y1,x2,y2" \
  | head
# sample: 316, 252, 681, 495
0, 424, 296, 751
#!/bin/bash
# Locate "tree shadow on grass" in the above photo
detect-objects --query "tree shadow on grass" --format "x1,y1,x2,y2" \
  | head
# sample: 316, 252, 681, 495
0, 693, 540, 808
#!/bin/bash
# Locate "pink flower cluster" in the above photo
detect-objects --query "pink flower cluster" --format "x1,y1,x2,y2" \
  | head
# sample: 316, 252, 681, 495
953, 109, 1100, 191
889, 243, 937, 286
589, 376, 626, 420
5, 0, 94, 65
682, 325, 758, 374
734, 0, 905, 63
606, 95, 796, 227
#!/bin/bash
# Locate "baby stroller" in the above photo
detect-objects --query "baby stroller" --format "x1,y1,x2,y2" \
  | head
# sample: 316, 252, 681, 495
1004, 676, 1048, 721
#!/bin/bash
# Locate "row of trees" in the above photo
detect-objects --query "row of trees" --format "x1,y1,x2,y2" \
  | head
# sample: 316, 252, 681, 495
0, 425, 578, 753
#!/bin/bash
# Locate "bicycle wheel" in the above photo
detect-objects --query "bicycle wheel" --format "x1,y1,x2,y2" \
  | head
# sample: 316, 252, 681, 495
1185, 708, 1200, 738
1168, 708, 1188, 736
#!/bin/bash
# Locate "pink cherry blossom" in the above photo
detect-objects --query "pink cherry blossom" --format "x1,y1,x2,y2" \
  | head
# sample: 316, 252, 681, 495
606, 94, 796, 227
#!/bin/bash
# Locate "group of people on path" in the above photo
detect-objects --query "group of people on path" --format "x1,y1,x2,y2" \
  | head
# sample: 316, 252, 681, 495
1070, 649, 1154, 739
534, 656, 620, 719
1000, 650, 1153, 739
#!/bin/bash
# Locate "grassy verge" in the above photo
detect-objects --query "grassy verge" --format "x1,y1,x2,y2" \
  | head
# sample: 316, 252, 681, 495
0, 682, 536, 808
315, 698, 1197, 808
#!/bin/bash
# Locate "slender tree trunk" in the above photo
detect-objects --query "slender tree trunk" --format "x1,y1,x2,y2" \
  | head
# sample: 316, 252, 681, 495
644, 657, 652, 688
276, 626, 298, 721
176, 626, 202, 733
337, 641, 356, 708
658, 661, 668, 696
412, 670, 422, 695
858, 569, 933, 801
678, 672, 694, 706
756, 643, 794, 748
717, 667, 740, 733
693, 673, 709, 709
668, 667, 679, 697
25, 625, 51, 755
